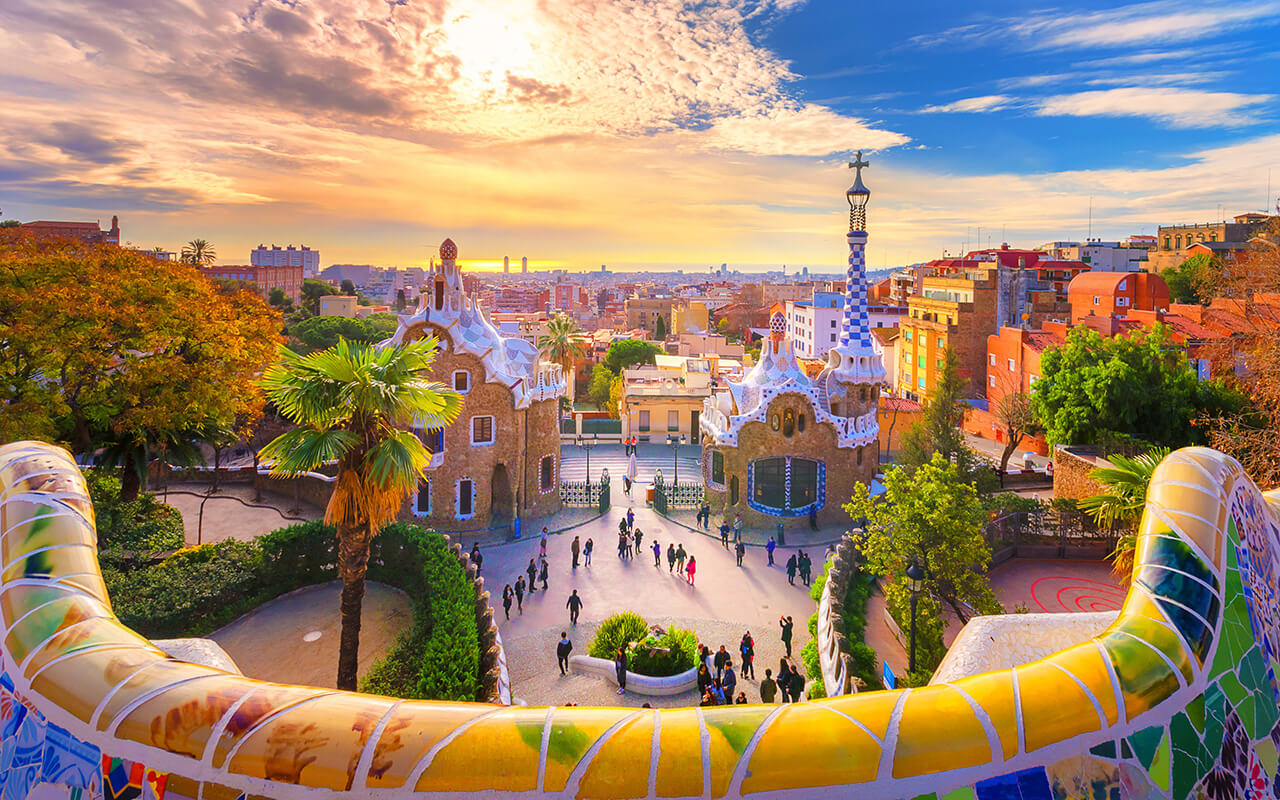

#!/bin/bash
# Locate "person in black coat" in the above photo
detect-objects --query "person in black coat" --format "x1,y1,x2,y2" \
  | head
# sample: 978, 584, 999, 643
614, 647, 628, 694
556, 632, 573, 675
779, 615, 794, 658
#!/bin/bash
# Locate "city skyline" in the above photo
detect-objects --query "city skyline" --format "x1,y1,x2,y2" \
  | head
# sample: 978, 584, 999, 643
2, 0, 1279, 268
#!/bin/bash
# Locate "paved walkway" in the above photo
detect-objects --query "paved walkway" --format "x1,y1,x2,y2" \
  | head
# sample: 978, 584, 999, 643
160, 482, 323, 545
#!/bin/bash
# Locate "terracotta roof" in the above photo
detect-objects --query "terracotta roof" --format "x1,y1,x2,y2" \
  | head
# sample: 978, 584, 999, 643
21, 220, 101, 229
1024, 330, 1064, 352
881, 397, 922, 412
1066, 271, 1134, 294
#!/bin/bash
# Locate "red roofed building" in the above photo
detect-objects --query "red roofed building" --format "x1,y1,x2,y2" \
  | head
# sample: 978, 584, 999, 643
20, 216, 120, 245
1068, 271, 1169, 323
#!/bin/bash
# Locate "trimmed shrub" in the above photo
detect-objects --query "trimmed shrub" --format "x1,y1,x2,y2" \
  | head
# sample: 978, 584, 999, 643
627, 625, 697, 677
589, 612, 649, 659
87, 471, 184, 558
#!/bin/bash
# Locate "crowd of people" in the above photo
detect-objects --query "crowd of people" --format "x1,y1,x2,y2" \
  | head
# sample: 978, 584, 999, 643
694, 623, 807, 705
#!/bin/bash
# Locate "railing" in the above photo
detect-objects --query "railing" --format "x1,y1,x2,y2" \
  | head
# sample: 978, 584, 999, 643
983, 510, 1115, 565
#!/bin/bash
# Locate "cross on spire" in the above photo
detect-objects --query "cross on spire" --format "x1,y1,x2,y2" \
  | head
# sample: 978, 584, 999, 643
849, 150, 869, 174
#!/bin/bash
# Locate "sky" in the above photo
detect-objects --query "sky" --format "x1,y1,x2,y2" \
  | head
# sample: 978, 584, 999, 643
2, 0, 1279, 271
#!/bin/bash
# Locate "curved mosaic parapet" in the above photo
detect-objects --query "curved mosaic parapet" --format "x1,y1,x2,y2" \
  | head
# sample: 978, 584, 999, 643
1, 440, 1279, 799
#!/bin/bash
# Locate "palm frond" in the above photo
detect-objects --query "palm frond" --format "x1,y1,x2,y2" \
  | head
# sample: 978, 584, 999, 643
259, 427, 358, 476
365, 429, 431, 491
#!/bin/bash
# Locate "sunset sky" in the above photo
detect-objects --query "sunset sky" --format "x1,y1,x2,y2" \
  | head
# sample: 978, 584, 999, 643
2, 0, 1279, 270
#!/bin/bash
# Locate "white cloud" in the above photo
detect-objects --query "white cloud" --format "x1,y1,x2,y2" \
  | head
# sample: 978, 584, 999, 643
696, 104, 909, 156
1034, 87, 1273, 128
917, 95, 1016, 113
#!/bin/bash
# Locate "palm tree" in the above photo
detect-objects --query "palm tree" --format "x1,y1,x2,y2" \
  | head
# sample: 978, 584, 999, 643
538, 314, 586, 402
1078, 447, 1170, 580
181, 239, 216, 265
258, 337, 462, 689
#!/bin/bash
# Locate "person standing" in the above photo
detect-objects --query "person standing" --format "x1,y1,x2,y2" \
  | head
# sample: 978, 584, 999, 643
760, 669, 778, 703
557, 632, 573, 675
766, 536, 776, 566
697, 664, 712, 696
789, 666, 806, 702
739, 632, 755, 679
634, 527, 643, 553
539, 557, 549, 591
571, 536, 581, 569
686, 555, 697, 586
667, 543, 677, 573
735, 539, 745, 567
714, 645, 729, 680
733, 514, 743, 543
808, 503, 818, 531
719, 520, 730, 549
722, 662, 737, 699
566, 589, 583, 624
652, 539, 662, 567
614, 647, 628, 694
777, 659, 792, 702
800, 551, 812, 587
626, 507, 635, 532
470, 543, 483, 573
779, 615, 794, 658
514, 576, 526, 613
584, 538, 593, 566
502, 584, 513, 620
540, 528, 549, 559
785, 553, 797, 585
526, 559, 538, 593
701, 503, 711, 530
675, 544, 687, 573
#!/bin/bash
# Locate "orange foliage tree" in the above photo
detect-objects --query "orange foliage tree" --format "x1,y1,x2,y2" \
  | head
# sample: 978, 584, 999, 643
0, 232, 281, 498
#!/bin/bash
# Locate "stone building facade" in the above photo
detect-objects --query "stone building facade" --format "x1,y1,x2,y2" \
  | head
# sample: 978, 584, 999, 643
700, 155, 885, 530
384, 238, 566, 531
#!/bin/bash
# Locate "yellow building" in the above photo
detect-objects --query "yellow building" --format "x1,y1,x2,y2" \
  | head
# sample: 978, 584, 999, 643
619, 355, 712, 442
671, 302, 710, 334
898, 271, 995, 400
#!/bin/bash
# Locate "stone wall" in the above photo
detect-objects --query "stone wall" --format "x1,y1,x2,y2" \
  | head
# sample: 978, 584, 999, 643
703, 391, 878, 531
1052, 445, 1108, 501
449, 538, 511, 704
815, 536, 861, 696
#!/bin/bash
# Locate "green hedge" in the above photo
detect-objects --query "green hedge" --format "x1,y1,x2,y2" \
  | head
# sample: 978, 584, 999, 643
588, 612, 649, 659
103, 519, 483, 701
87, 472, 184, 559
628, 625, 698, 677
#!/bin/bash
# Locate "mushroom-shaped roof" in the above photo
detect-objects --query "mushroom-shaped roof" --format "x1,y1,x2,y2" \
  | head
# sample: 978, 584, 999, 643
769, 310, 787, 337
440, 238, 458, 260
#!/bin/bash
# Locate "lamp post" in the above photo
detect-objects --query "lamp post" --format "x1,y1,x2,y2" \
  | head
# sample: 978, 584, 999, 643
577, 434, 598, 483
906, 560, 925, 675
667, 433, 686, 486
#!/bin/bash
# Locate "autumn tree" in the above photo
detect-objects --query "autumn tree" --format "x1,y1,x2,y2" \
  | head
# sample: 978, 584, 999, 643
845, 454, 1003, 678
0, 233, 280, 498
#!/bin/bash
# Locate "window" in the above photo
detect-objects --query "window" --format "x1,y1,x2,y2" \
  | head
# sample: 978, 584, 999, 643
905, 331, 913, 341
918, 356, 925, 368
540, 455, 555, 492
830, 333, 837, 342
456, 479, 474, 519
417, 427, 445, 455
471, 416, 495, 445
414, 479, 431, 517
920, 334, 928, 347
710, 450, 725, 485
830, 319, 837, 328
453, 370, 470, 393
749, 456, 822, 515
668, 410, 679, 431
918, 376, 926, 389
638, 410, 650, 432
1116, 297, 1130, 307
1118, 278, 1128, 290
1093, 296, 1100, 305
989, 375, 996, 387
1008, 358, 1016, 372
989, 354, 996, 366
798, 413, 805, 432
856, 446, 863, 466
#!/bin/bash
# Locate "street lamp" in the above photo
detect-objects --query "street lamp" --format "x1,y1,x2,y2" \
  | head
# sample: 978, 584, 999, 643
577, 434, 598, 483
667, 434, 686, 486
906, 560, 925, 674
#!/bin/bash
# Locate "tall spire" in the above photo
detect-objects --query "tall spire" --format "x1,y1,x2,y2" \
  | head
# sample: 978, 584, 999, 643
840, 153, 874, 349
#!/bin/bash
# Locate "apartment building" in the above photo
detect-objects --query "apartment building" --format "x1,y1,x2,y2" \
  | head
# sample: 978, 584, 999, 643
619, 355, 713, 442
1068, 271, 1169, 323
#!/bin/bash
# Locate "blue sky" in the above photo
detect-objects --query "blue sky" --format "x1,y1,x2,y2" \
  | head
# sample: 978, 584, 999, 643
0, 0, 1277, 268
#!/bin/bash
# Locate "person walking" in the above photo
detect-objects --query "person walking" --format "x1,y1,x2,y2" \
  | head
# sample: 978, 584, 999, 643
700, 503, 711, 530
667, 543, 677, 573
799, 551, 812, 587
714, 645, 729, 681
526, 559, 538, 593
470, 543, 483, 573
614, 647, 628, 694
626, 507, 635, 532
722, 662, 737, 699
766, 536, 776, 566
571, 536, 581, 569
514, 576, 526, 613
502, 584, 513, 620
557, 632, 573, 675
733, 514, 744, 543
685, 555, 697, 586
785, 553, 797, 585
719, 520, 730, 549
652, 539, 662, 567
584, 538, 593, 566
539, 557, 549, 591
739, 632, 755, 679
760, 669, 778, 703
675, 544, 687, 573
623, 474, 632, 496
540, 528, 549, 559
566, 589, 583, 624
735, 539, 745, 567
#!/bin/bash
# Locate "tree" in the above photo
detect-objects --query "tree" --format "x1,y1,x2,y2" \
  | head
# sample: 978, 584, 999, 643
1162, 254, 1215, 305
845, 454, 1003, 674
267, 287, 292, 311
1078, 447, 1169, 579
538, 314, 586, 376
1031, 324, 1244, 450
286, 313, 399, 354
608, 374, 624, 419
602, 338, 662, 373
0, 233, 280, 499
180, 239, 216, 265
992, 382, 1036, 474
589, 364, 615, 409
898, 348, 984, 481
652, 315, 667, 340
0, 220, 20, 229
302, 278, 340, 315
258, 337, 463, 690
341, 279, 357, 296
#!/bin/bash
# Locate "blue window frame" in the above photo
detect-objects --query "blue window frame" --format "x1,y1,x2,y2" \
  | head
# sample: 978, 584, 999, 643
747, 456, 824, 517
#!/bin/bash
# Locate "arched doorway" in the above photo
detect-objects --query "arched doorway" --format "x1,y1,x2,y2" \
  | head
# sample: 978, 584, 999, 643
729, 475, 740, 506
490, 464, 514, 524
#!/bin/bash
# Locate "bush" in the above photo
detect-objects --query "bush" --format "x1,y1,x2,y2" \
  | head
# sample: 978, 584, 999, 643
589, 612, 649, 659
627, 625, 697, 677
87, 471, 184, 558
809, 554, 883, 692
